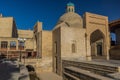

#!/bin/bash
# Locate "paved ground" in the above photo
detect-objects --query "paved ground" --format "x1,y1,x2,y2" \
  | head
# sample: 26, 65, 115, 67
108, 72, 120, 79
69, 59, 120, 66
37, 72, 62, 80
93, 59, 120, 66
0, 61, 19, 80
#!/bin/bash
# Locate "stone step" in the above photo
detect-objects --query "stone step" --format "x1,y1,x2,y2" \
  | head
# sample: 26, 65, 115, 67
63, 72, 80, 80
92, 56, 106, 59
107, 72, 120, 80
62, 60, 120, 76
75, 63, 115, 74
64, 66, 113, 80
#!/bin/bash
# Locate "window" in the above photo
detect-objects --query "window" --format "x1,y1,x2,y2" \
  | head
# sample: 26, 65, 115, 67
72, 43, 76, 53
18, 41, 25, 50
10, 41, 16, 49
1, 41, 8, 48
69, 8, 71, 12
72, 8, 73, 12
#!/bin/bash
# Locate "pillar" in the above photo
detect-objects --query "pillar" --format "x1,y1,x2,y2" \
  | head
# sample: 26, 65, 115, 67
115, 28, 120, 45
86, 35, 92, 61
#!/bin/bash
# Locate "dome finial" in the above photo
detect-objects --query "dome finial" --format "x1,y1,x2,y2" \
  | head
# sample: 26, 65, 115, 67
66, 2, 75, 13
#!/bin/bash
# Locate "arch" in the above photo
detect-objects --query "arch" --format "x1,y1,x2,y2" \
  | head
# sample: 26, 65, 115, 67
90, 29, 105, 59
90, 29, 105, 44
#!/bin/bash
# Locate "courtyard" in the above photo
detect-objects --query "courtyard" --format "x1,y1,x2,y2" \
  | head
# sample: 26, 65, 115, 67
0, 0, 120, 80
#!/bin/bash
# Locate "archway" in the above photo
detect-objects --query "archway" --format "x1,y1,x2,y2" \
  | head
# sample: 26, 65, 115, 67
90, 29, 105, 59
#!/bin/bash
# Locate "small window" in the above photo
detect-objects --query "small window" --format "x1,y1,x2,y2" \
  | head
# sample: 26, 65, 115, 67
72, 8, 73, 12
72, 43, 76, 53
10, 41, 16, 49
69, 8, 71, 12
18, 41, 25, 50
1, 41, 8, 48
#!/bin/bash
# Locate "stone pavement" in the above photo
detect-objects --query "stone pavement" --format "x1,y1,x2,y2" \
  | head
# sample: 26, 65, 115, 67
67, 58, 120, 66
37, 72, 62, 80
93, 59, 120, 66
0, 61, 19, 80
108, 72, 120, 80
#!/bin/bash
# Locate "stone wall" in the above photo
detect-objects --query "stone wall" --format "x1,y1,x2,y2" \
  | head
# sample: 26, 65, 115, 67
52, 27, 61, 75
0, 17, 13, 37
18, 30, 36, 51
61, 26, 86, 60
18, 30, 33, 38
41, 30, 53, 72
24, 59, 52, 73
84, 12, 110, 60
110, 46, 120, 60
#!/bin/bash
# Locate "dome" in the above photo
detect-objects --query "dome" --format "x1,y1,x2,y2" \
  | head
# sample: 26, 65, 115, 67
57, 12, 83, 27
67, 2, 74, 6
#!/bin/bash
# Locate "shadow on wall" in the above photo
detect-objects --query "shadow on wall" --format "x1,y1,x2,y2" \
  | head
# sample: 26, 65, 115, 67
110, 46, 120, 60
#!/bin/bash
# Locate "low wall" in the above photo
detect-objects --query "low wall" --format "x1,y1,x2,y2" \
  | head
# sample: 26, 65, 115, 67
23, 59, 52, 73
19, 65, 30, 80
110, 48, 120, 60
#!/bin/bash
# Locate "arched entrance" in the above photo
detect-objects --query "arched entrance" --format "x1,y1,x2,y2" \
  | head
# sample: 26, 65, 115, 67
90, 29, 105, 59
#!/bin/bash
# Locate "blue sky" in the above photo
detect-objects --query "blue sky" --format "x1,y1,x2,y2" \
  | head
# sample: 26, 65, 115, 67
0, 0, 120, 31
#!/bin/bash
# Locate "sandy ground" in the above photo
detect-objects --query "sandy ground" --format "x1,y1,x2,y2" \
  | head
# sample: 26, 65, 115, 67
37, 72, 62, 80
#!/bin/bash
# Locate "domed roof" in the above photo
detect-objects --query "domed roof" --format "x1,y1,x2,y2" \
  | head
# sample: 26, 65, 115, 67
67, 2, 74, 6
57, 12, 83, 27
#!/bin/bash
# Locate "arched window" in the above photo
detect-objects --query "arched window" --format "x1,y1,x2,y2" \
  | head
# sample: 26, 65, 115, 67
69, 8, 71, 12
72, 8, 73, 12
72, 43, 76, 53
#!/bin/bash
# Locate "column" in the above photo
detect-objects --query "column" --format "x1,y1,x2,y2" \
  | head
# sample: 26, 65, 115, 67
86, 35, 92, 61
7, 41, 10, 58
16, 41, 18, 50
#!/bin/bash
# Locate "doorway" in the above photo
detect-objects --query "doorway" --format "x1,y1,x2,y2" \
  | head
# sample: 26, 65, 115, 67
27, 52, 32, 58
97, 43, 102, 56
90, 29, 105, 59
